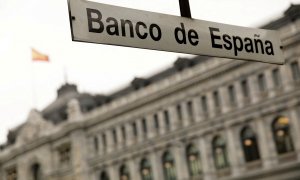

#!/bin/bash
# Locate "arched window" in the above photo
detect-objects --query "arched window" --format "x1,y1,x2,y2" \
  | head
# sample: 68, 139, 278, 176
100, 171, 109, 180
186, 144, 202, 177
140, 158, 153, 180
212, 136, 229, 169
119, 164, 130, 180
272, 116, 294, 154
162, 151, 177, 180
241, 126, 260, 162
31, 163, 42, 180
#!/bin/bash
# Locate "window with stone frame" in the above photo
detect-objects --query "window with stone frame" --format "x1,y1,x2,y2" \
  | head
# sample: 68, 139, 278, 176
57, 143, 71, 165
121, 125, 127, 141
291, 61, 300, 81
132, 122, 138, 138
162, 151, 177, 180
140, 158, 153, 180
142, 118, 148, 135
112, 129, 118, 145
6, 166, 17, 180
272, 68, 282, 87
176, 104, 183, 122
228, 85, 236, 106
201, 95, 208, 115
257, 73, 267, 92
241, 80, 250, 98
272, 116, 294, 155
100, 171, 110, 180
240, 126, 260, 162
212, 136, 229, 169
187, 100, 194, 122
186, 144, 202, 177
164, 110, 170, 131
154, 114, 159, 133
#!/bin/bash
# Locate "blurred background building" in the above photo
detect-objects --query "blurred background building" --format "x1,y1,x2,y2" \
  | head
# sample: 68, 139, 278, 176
1, 4, 300, 180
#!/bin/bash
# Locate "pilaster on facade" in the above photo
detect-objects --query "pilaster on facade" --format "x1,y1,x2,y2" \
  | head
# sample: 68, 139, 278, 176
198, 136, 216, 180
128, 158, 140, 180
226, 127, 242, 177
288, 108, 300, 161
256, 118, 278, 169
220, 87, 230, 114
158, 111, 166, 135
282, 62, 295, 92
173, 142, 189, 180
108, 163, 119, 180
116, 125, 125, 150
207, 93, 216, 119
146, 114, 156, 139
181, 101, 191, 127
150, 150, 164, 180
71, 130, 89, 180
168, 105, 180, 131
125, 123, 134, 146
249, 75, 260, 104
136, 119, 144, 143
265, 68, 276, 98
234, 81, 244, 109
192, 96, 203, 123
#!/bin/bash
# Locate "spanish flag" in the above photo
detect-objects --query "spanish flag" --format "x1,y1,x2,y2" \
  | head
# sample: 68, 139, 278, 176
32, 48, 49, 62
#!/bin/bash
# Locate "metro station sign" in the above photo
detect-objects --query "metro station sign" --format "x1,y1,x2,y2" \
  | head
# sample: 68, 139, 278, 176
68, 0, 284, 64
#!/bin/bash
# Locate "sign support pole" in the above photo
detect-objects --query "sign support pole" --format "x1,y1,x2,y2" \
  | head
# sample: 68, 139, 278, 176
179, 0, 192, 18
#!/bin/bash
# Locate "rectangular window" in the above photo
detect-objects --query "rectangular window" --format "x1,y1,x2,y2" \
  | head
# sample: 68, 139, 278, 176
58, 143, 71, 165
228, 85, 236, 105
112, 129, 117, 144
291, 61, 300, 81
213, 91, 220, 107
187, 101, 194, 121
201, 96, 208, 113
241, 80, 249, 97
121, 126, 126, 140
142, 118, 147, 134
102, 133, 107, 149
154, 114, 159, 131
176, 104, 182, 121
164, 110, 170, 131
6, 166, 17, 180
93, 136, 99, 151
132, 122, 138, 137
272, 68, 281, 87
258, 73, 267, 92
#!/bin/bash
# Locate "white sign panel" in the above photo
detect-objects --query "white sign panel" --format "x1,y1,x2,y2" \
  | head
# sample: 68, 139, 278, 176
68, 0, 284, 64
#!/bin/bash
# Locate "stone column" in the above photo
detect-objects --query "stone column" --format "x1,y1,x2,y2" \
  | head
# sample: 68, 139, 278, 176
225, 127, 241, 176
70, 130, 89, 180
234, 81, 244, 108
136, 119, 144, 142
173, 143, 189, 180
198, 136, 216, 180
158, 111, 166, 135
207, 92, 216, 118
147, 114, 156, 139
265, 69, 276, 98
220, 86, 230, 113
249, 75, 260, 103
150, 151, 164, 180
98, 134, 105, 156
256, 118, 277, 169
128, 158, 140, 180
181, 101, 190, 127
288, 109, 300, 160
108, 163, 119, 180
106, 129, 114, 153
117, 125, 124, 149
126, 122, 134, 146
193, 96, 203, 122
281, 63, 294, 92
168, 105, 180, 131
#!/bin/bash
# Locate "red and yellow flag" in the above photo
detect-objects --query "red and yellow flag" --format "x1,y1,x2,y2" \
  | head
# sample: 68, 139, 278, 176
32, 48, 49, 62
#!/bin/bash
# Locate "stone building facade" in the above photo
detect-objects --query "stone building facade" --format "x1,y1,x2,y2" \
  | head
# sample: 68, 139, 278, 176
1, 4, 300, 180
